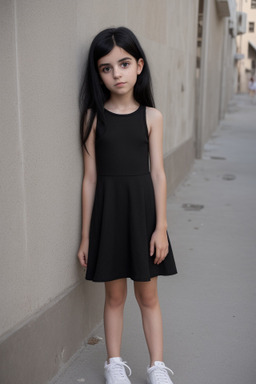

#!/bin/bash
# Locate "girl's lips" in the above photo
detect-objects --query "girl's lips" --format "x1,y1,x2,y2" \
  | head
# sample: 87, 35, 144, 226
115, 82, 126, 87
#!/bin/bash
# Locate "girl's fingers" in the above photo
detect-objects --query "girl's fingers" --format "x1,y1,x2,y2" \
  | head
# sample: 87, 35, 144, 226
77, 239, 89, 268
150, 232, 169, 263
155, 248, 160, 264
150, 240, 155, 256
154, 246, 168, 264
154, 248, 161, 264
78, 251, 87, 267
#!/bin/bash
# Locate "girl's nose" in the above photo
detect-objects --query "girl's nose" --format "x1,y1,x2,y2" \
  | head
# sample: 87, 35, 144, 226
113, 66, 121, 79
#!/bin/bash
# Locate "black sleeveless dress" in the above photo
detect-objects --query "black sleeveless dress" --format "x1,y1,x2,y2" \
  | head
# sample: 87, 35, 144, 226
86, 105, 177, 282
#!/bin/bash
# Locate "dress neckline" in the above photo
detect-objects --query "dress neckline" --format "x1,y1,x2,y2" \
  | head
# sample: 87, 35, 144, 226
104, 105, 142, 116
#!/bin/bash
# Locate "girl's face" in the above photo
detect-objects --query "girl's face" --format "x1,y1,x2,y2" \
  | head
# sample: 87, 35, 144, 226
97, 46, 144, 97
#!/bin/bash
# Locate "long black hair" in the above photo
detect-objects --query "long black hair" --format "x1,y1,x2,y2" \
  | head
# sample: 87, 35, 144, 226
79, 27, 155, 151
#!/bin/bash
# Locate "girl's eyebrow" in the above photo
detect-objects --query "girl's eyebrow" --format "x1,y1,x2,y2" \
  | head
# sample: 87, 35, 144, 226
98, 57, 132, 68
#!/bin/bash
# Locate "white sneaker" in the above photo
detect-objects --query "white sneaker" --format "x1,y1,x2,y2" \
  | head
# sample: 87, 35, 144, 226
147, 361, 174, 384
104, 357, 132, 384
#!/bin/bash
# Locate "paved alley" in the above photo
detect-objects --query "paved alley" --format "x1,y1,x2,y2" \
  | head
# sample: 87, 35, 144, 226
49, 94, 256, 384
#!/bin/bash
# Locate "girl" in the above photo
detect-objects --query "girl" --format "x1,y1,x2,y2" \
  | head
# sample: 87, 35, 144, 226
77, 27, 177, 384
248, 77, 256, 101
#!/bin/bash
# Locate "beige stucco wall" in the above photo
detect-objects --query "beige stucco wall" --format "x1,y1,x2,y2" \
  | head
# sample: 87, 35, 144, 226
0, 0, 198, 340
200, 0, 226, 146
196, 0, 237, 156
1, 0, 87, 338
225, 19, 237, 107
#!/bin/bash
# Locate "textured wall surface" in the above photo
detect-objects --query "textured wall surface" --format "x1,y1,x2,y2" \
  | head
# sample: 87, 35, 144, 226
1, 0, 83, 337
0, 0, 198, 339
202, 0, 225, 145
197, 0, 236, 154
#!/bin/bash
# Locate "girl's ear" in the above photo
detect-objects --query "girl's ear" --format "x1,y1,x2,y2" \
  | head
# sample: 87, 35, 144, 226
137, 58, 144, 75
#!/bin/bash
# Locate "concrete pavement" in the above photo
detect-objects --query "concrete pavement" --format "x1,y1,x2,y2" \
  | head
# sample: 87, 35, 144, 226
49, 94, 256, 384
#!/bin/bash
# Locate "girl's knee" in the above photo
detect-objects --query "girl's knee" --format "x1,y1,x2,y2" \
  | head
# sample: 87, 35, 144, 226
105, 282, 127, 308
135, 288, 158, 309
105, 291, 126, 308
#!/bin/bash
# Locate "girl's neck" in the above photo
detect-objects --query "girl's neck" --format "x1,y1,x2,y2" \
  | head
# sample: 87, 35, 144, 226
105, 95, 139, 115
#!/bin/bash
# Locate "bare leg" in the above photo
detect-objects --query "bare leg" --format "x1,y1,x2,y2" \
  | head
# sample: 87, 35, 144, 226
104, 278, 127, 360
134, 277, 163, 366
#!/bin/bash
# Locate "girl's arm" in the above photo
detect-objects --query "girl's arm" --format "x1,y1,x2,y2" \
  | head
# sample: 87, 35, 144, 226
147, 107, 169, 265
77, 114, 97, 268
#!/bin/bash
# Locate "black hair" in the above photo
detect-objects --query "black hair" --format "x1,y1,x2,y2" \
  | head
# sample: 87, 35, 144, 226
79, 26, 155, 151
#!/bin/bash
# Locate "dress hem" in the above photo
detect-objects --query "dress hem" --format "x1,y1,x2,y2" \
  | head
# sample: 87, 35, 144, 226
85, 271, 177, 283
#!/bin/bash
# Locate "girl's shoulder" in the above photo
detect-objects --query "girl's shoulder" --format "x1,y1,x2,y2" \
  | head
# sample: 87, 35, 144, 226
145, 107, 163, 132
146, 106, 163, 120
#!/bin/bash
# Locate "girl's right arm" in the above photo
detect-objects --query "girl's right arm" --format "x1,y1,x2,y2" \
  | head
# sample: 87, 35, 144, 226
77, 113, 97, 268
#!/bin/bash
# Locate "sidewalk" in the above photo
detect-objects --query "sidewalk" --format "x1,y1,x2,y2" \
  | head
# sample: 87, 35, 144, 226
49, 94, 256, 384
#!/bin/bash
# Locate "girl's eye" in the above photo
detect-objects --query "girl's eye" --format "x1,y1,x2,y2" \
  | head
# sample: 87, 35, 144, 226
102, 67, 111, 73
121, 62, 129, 68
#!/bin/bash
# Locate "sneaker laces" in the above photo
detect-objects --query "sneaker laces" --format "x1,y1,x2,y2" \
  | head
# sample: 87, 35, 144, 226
109, 360, 132, 379
150, 364, 174, 383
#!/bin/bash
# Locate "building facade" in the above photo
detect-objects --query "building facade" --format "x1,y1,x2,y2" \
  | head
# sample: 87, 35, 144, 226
236, 0, 256, 92
196, 0, 238, 157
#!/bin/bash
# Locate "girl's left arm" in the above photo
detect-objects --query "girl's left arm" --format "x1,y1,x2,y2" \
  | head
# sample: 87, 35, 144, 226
147, 107, 169, 265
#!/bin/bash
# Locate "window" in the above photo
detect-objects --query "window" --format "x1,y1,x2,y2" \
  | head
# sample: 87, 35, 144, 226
249, 22, 255, 32
251, 0, 256, 9
252, 60, 256, 76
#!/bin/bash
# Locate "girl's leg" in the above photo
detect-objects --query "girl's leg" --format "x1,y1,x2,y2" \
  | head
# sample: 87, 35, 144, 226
134, 277, 163, 366
104, 278, 127, 360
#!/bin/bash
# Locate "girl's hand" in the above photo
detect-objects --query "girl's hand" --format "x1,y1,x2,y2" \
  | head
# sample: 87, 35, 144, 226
77, 237, 89, 268
150, 229, 169, 264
